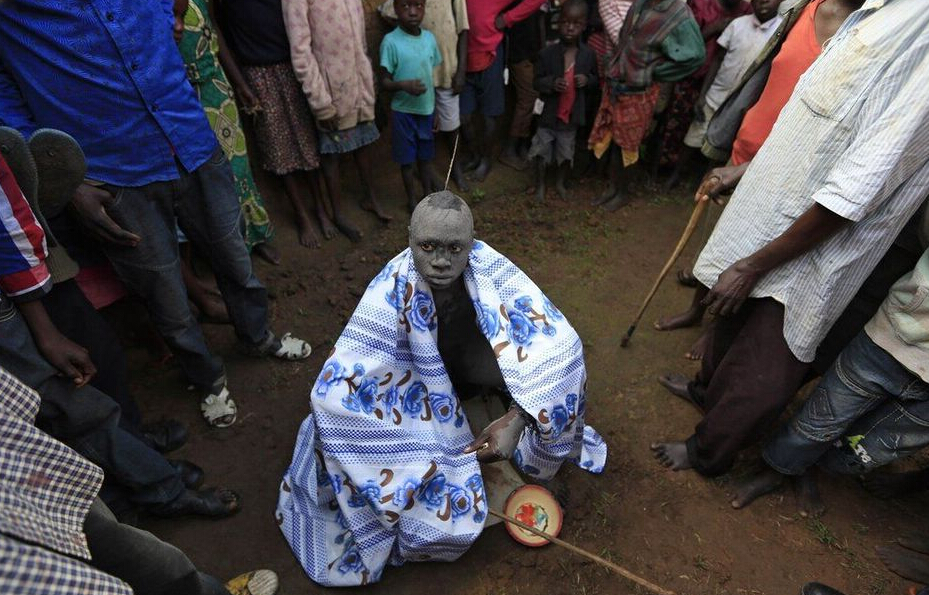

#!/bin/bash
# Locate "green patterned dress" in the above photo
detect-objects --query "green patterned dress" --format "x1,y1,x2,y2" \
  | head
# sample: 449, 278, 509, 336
179, 0, 273, 249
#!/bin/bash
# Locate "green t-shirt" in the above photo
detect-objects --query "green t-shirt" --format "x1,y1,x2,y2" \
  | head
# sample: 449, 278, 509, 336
380, 27, 442, 115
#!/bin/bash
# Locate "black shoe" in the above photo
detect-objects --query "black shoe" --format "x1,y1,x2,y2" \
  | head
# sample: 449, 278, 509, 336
801, 583, 847, 595
150, 488, 240, 519
142, 419, 188, 453
169, 459, 204, 489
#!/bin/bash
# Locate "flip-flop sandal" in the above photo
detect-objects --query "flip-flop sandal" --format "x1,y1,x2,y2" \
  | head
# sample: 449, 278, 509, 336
0, 127, 39, 207
28, 128, 86, 218
677, 269, 699, 288
272, 332, 311, 361
201, 386, 237, 428
225, 570, 279, 595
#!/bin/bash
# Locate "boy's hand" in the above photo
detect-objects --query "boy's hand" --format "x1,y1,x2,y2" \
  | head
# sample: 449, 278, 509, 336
72, 183, 141, 246
402, 80, 427, 96
38, 332, 96, 387
237, 84, 262, 115
554, 77, 568, 93
574, 74, 588, 88
452, 70, 465, 95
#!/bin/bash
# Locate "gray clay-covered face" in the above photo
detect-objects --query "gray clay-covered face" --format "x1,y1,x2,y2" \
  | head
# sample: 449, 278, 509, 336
409, 192, 474, 289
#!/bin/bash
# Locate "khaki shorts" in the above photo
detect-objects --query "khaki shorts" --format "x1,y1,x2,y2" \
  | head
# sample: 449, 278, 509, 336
434, 87, 461, 132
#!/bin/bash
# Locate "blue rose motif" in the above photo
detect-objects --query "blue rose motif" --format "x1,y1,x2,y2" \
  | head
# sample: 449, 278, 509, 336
337, 545, 364, 574
473, 301, 500, 339
341, 392, 361, 412
368, 263, 394, 288
549, 404, 570, 439
392, 478, 420, 507
402, 381, 428, 416
473, 509, 487, 523
353, 363, 365, 377
385, 275, 408, 310
348, 480, 382, 509
382, 385, 400, 410
330, 473, 343, 494
447, 484, 473, 519
542, 324, 556, 337
430, 392, 455, 423
335, 509, 349, 529
355, 378, 379, 414
315, 360, 345, 398
409, 290, 437, 331
418, 473, 447, 507
464, 473, 483, 493
565, 393, 578, 414
514, 296, 534, 313
543, 296, 564, 321
506, 309, 538, 348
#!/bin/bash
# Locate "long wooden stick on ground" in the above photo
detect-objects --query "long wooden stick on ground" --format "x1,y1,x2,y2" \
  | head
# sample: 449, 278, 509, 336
620, 199, 709, 348
488, 509, 676, 595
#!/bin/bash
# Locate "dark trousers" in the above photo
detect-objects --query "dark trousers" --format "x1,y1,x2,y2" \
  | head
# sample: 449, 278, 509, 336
508, 59, 537, 139
0, 301, 183, 507
100, 148, 270, 391
685, 298, 811, 476
42, 278, 142, 428
85, 498, 230, 595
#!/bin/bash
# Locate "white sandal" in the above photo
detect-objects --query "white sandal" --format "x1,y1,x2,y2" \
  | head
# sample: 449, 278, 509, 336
201, 387, 237, 428
272, 332, 311, 361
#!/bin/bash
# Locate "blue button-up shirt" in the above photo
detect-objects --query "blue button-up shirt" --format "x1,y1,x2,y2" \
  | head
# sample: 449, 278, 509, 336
0, 0, 218, 187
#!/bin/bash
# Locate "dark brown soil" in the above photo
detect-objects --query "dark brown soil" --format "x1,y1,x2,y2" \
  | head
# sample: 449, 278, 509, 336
129, 145, 928, 595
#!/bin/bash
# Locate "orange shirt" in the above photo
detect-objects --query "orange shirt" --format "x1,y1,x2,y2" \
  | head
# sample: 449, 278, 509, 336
730, 0, 825, 165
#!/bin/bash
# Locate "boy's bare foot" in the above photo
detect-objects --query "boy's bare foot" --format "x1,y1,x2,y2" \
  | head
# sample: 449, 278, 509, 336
295, 214, 321, 248
253, 242, 281, 265
654, 307, 703, 331
470, 157, 491, 182
877, 545, 929, 584
730, 468, 783, 509
686, 332, 711, 361
360, 198, 393, 223
315, 209, 337, 240
657, 373, 704, 413
862, 469, 929, 499
795, 471, 825, 517
651, 442, 692, 471
333, 216, 362, 243
677, 269, 699, 287
590, 186, 616, 206
602, 193, 629, 212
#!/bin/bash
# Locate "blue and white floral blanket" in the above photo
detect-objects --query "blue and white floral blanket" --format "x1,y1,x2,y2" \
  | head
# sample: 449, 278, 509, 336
277, 241, 607, 586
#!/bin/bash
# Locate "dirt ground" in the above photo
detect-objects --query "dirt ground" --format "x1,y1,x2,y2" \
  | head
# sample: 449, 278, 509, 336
127, 141, 928, 595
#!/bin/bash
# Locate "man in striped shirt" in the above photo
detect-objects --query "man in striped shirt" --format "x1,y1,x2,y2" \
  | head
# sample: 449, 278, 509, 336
651, 0, 929, 477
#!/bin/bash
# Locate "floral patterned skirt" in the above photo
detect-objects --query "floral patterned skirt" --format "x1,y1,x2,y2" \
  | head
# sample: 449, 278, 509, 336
242, 62, 320, 175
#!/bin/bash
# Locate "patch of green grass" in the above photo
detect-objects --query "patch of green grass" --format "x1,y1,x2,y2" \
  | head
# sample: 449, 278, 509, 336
807, 518, 840, 548
693, 554, 710, 571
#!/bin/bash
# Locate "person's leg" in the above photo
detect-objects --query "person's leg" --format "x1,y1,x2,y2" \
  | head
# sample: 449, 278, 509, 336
91, 181, 223, 393
470, 45, 506, 182
352, 142, 391, 222
180, 242, 230, 323
553, 127, 577, 200
591, 146, 622, 206
281, 170, 321, 248
176, 149, 272, 353
654, 284, 709, 331
393, 110, 421, 211
418, 159, 442, 196
500, 58, 536, 171
308, 170, 338, 240
434, 88, 468, 191
401, 164, 418, 211
320, 152, 362, 242
84, 498, 230, 595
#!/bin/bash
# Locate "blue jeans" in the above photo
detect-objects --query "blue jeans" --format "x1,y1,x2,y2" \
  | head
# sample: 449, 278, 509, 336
0, 296, 184, 507
764, 332, 929, 475
101, 148, 270, 391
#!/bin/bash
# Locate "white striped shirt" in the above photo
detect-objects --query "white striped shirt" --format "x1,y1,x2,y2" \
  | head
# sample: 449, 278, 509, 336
693, 0, 929, 362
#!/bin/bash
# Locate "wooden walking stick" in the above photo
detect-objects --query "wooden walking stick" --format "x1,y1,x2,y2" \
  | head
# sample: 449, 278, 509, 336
620, 199, 709, 348
489, 509, 676, 595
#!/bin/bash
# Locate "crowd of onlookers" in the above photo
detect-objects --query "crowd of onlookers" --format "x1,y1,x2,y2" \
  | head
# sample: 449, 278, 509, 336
1, 0, 928, 593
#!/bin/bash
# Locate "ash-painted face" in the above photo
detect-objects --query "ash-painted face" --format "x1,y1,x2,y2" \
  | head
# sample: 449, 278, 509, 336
409, 192, 474, 289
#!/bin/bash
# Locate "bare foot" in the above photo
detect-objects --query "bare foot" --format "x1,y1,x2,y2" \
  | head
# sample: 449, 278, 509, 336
334, 216, 362, 242
654, 307, 704, 331
795, 471, 825, 517
730, 468, 783, 509
296, 215, 321, 248
657, 373, 704, 413
602, 193, 629, 212
862, 469, 929, 499
686, 331, 711, 361
252, 242, 281, 265
590, 186, 615, 207
877, 545, 929, 584
360, 199, 393, 223
316, 210, 337, 240
651, 442, 692, 471
470, 158, 491, 182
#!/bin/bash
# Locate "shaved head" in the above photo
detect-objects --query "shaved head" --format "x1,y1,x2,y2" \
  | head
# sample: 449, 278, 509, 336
409, 192, 474, 288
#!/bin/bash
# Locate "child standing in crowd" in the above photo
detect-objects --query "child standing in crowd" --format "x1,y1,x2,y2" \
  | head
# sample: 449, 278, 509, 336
588, 0, 704, 211
379, 0, 471, 193
527, 0, 597, 201
461, 0, 546, 182
284, 0, 388, 242
668, 0, 782, 184
380, 0, 444, 212
213, 0, 332, 249
173, 0, 278, 263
